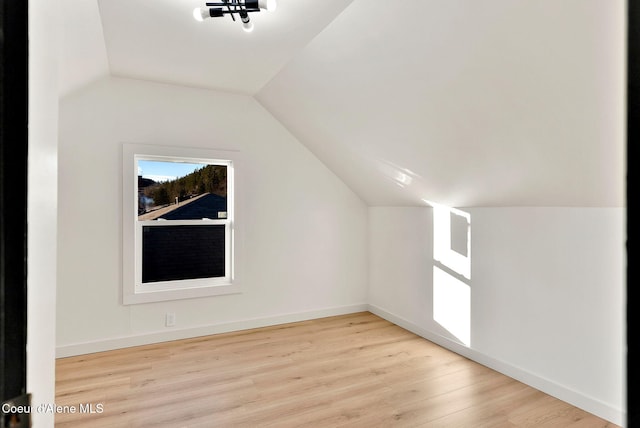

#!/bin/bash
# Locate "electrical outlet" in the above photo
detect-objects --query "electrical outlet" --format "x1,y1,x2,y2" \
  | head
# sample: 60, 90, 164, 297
165, 312, 176, 327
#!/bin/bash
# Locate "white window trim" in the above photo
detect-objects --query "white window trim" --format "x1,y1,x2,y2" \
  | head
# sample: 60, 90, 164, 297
122, 143, 242, 305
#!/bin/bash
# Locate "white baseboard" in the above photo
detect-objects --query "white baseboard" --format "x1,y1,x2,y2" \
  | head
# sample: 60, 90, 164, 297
367, 304, 626, 428
56, 303, 368, 358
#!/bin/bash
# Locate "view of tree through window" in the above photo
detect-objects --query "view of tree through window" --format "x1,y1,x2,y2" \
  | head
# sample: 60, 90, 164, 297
137, 161, 228, 221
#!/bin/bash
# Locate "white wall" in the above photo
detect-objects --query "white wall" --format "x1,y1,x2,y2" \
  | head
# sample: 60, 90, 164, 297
28, 0, 59, 426
56, 77, 368, 353
368, 206, 625, 426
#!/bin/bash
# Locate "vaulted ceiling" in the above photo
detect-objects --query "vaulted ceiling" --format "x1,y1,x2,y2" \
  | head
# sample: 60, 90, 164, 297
59, 0, 626, 208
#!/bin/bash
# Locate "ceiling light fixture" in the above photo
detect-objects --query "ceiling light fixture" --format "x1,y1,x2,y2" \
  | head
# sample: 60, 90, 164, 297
193, 0, 277, 32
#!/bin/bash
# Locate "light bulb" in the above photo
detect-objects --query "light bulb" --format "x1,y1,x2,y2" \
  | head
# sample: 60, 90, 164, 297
193, 7, 207, 21
240, 12, 254, 32
242, 20, 254, 32
258, 0, 276, 12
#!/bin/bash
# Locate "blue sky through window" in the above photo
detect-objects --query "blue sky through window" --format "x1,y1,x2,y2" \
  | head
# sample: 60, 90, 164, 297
138, 160, 205, 183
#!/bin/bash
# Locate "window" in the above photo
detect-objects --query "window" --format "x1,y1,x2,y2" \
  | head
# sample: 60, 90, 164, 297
122, 144, 241, 304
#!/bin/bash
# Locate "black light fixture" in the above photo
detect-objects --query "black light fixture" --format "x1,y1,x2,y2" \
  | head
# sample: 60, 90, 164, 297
193, 0, 277, 32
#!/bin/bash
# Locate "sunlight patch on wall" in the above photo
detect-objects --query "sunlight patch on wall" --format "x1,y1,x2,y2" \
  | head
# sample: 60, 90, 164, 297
433, 266, 470, 346
431, 202, 471, 280
424, 199, 472, 347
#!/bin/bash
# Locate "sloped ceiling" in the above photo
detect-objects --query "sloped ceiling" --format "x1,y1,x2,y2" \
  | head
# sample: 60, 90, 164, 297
59, 0, 626, 207
59, 0, 354, 95
257, 0, 626, 207
58, 0, 110, 98
99, 0, 354, 94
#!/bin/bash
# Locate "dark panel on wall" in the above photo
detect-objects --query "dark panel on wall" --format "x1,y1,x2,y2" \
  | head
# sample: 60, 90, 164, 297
142, 225, 226, 283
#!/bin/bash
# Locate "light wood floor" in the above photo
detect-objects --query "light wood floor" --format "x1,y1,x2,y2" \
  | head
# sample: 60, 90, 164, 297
55, 312, 618, 427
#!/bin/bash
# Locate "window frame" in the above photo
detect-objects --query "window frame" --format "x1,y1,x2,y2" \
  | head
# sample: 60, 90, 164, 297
122, 143, 242, 305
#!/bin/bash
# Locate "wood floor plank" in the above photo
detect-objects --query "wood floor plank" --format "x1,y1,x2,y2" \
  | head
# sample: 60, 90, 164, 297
55, 312, 619, 427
